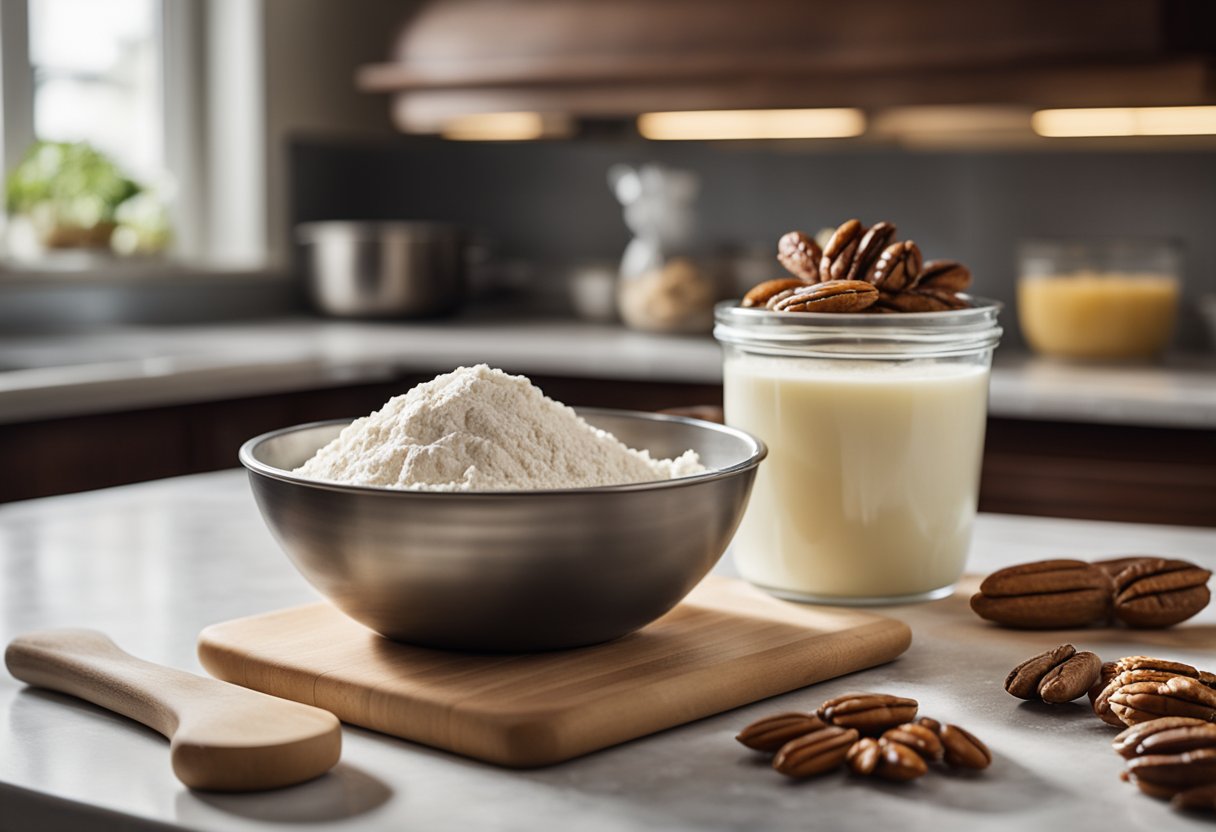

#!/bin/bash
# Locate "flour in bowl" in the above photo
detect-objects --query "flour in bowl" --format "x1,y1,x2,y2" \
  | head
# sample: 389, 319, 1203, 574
293, 365, 705, 491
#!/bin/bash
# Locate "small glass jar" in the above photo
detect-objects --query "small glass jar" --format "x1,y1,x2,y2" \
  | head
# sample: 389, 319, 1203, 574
610, 163, 716, 333
714, 301, 1002, 605
1017, 239, 1181, 360
617, 254, 717, 334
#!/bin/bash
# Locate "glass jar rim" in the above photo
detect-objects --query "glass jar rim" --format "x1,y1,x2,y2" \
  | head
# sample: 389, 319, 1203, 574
713, 297, 1003, 359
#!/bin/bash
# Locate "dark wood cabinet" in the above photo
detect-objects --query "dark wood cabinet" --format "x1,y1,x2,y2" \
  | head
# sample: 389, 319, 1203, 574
979, 417, 1216, 527
361, 0, 1216, 126
2, 375, 1212, 527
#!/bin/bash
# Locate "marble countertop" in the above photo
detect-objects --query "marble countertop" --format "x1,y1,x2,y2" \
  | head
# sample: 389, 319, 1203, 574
0, 317, 1213, 428
1, 470, 1214, 831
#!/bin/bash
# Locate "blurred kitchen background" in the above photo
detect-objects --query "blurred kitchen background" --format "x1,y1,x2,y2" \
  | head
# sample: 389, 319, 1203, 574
0, 0, 1213, 523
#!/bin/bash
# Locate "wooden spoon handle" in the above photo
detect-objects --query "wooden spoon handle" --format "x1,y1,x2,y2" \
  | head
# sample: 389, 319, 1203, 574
6, 628, 342, 791
5, 628, 203, 738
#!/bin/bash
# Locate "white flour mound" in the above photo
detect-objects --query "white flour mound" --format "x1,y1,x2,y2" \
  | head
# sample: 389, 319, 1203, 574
294, 365, 705, 491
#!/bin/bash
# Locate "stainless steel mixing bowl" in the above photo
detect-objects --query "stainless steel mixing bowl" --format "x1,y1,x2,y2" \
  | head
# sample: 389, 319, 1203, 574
296, 221, 464, 318
239, 409, 765, 651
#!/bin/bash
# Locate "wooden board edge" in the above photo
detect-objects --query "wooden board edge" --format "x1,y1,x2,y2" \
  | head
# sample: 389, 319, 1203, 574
452, 616, 914, 768
196, 623, 252, 689
197, 616, 329, 706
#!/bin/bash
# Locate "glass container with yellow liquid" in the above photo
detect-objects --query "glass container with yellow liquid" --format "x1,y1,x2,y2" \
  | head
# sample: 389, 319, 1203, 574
1017, 240, 1181, 360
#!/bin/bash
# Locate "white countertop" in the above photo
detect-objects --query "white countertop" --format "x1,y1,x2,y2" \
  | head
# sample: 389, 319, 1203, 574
0, 318, 1213, 428
1, 470, 1214, 831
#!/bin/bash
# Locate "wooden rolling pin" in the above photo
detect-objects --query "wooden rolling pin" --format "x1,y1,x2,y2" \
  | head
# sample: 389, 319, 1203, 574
5, 629, 341, 791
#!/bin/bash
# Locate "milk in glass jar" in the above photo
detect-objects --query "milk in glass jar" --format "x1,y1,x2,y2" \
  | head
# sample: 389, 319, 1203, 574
714, 300, 1002, 604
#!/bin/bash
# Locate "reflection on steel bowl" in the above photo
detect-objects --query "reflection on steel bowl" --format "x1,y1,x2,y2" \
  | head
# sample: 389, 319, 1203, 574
239, 408, 766, 652
296, 221, 464, 318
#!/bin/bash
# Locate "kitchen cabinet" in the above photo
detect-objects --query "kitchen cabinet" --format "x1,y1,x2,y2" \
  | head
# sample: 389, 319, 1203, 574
980, 417, 1216, 526
359, 0, 1216, 129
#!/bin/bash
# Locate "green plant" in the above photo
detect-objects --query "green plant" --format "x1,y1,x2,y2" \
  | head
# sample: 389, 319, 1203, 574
5, 140, 141, 231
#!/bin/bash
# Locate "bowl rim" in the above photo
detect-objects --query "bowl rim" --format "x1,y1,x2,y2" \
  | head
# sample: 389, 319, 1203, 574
238, 406, 767, 497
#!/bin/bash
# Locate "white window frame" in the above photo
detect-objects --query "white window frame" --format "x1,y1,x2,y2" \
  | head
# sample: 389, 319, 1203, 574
0, 0, 36, 196
0, 0, 271, 269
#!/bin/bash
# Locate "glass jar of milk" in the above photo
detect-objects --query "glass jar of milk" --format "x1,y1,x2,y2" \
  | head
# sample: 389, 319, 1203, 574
714, 300, 1002, 604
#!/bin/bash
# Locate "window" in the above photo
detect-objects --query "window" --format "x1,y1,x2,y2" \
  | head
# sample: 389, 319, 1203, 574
1, 0, 269, 269
29, 0, 162, 185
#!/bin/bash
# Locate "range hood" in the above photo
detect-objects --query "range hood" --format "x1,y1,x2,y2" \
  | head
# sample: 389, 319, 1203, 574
357, 0, 1216, 137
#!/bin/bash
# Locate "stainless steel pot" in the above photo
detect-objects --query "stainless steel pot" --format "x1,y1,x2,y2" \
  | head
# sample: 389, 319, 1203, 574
297, 221, 464, 318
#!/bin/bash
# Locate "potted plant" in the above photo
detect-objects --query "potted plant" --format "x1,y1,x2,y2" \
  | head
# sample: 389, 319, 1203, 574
5, 140, 142, 251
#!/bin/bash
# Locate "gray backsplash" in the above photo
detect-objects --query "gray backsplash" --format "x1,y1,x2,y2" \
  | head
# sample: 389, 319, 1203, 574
290, 136, 1216, 349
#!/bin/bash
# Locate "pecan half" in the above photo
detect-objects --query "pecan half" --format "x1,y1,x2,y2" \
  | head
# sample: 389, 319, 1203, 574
1005, 644, 1102, 704
970, 559, 1113, 629
846, 737, 881, 775
764, 286, 805, 309
867, 240, 923, 293
819, 219, 864, 282
940, 724, 992, 770
772, 725, 859, 778
1138, 723, 1216, 757
1124, 771, 1186, 801
1109, 676, 1216, 726
736, 711, 826, 752
1114, 717, 1213, 759
876, 288, 970, 313
917, 259, 972, 292
981, 560, 1108, 596
1039, 651, 1104, 704
915, 716, 942, 734
818, 692, 918, 735
742, 277, 810, 308
847, 221, 896, 282
1005, 644, 1076, 700
776, 231, 822, 282
770, 280, 879, 313
1090, 661, 1119, 708
874, 739, 929, 781
1173, 783, 1216, 813
1125, 749, 1216, 796
882, 723, 944, 761
1111, 558, 1212, 629
1117, 656, 1204, 677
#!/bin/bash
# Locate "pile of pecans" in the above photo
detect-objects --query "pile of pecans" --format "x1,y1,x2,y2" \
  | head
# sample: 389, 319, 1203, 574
741, 219, 973, 313
736, 692, 991, 783
971, 556, 1212, 630
1092, 656, 1216, 729
1115, 718, 1216, 812
1003, 646, 1216, 814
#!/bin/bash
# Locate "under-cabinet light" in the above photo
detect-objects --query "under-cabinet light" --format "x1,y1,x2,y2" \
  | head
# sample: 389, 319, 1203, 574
440, 112, 572, 141
637, 108, 865, 141
1032, 106, 1216, 138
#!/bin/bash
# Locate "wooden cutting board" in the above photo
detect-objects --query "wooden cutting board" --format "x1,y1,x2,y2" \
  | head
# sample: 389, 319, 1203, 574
197, 576, 910, 768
